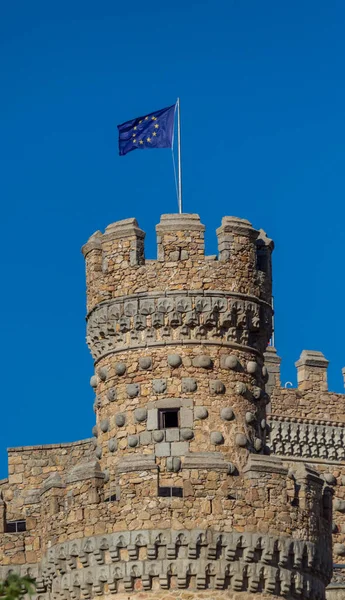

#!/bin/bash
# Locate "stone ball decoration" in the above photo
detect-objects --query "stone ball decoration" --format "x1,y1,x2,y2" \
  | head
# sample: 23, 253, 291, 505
224, 355, 239, 370
245, 412, 255, 424
235, 382, 247, 396
153, 430, 164, 443
227, 462, 236, 475
115, 362, 126, 376
115, 413, 126, 427
108, 438, 117, 453
167, 457, 181, 472
139, 357, 152, 370
324, 473, 336, 486
334, 543, 345, 556
181, 428, 194, 441
92, 425, 98, 437
103, 469, 110, 483
192, 355, 213, 369
252, 387, 262, 400
334, 498, 345, 513
235, 433, 247, 447
107, 388, 117, 402
210, 380, 225, 394
95, 446, 102, 459
98, 367, 108, 381
261, 419, 267, 429
128, 435, 139, 448
221, 407, 234, 421
247, 361, 258, 375
210, 431, 224, 445
93, 397, 101, 412
262, 366, 269, 382
91, 437, 98, 449
263, 393, 270, 405
100, 419, 109, 433
254, 438, 263, 451
182, 378, 197, 393
134, 408, 147, 423
152, 379, 167, 394
168, 354, 182, 368
127, 383, 140, 398
90, 375, 98, 388
194, 407, 208, 420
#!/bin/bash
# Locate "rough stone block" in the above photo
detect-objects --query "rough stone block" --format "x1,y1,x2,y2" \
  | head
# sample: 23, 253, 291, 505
165, 428, 180, 442
155, 442, 171, 457
139, 431, 152, 445
147, 409, 158, 430
180, 407, 193, 428
171, 441, 189, 456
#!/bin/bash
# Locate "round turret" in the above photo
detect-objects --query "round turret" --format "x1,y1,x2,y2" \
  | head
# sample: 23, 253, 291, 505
77, 213, 332, 600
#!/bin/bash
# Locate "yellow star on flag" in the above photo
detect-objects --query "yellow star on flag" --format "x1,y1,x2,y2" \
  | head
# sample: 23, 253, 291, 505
152, 116, 157, 120
133, 138, 137, 143
154, 124, 159, 129
147, 137, 151, 142
145, 116, 149, 120
153, 131, 157, 136
139, 140, 144, 145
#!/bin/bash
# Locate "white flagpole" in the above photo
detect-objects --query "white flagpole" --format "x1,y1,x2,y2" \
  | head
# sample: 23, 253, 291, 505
177, 98, 182, 214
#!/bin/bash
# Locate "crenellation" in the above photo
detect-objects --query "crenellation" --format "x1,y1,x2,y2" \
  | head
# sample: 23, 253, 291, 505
1, 212, 341, 600
82, 215, 273, 313
156, 213, 205, 261
295, 350, 329, 392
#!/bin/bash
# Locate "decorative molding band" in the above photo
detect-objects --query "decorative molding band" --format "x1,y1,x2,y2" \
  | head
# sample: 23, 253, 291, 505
1, 530, 331, 599
86, 291, 272, 361
277, 455, 345, 467
330, 566, 345, 587
269, 414, 345, 429
268, 418, 345, 462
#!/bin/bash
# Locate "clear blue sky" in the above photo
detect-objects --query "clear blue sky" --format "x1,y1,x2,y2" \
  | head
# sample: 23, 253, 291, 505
1, 1, 345, 477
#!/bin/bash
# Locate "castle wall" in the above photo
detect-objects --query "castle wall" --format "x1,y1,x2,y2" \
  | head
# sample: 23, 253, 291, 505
265, 348, 345, 598
1, 440, 93, 524
0, 214, 333, 600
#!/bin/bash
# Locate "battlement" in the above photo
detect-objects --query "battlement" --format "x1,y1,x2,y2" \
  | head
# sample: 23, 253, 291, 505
265, 347, 345, 397
82, 214, 274, 314
82, 214, 274, 363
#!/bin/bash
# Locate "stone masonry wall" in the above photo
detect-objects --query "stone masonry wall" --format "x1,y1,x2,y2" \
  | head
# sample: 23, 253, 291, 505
264, 347, 345, 599
0, 214, 333, 600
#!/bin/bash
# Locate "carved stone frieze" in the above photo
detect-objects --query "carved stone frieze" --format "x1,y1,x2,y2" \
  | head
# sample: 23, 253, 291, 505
268, 416, 345, 461
1, 529, 330, 599
86, 291, 272, 360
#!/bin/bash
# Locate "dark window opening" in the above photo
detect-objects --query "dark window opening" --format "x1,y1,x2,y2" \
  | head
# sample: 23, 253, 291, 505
6, 520, 26, 533
159, 408, 179, 429
256, 247, 268, 273
104, 494, 117, 502
158, 486, 183, 498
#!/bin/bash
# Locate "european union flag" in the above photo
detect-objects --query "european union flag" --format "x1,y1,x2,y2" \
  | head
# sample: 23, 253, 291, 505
117, 104, 176, 156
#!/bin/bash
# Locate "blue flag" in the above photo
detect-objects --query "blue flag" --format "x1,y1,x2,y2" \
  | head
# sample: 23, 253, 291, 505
117, 104, 176, 156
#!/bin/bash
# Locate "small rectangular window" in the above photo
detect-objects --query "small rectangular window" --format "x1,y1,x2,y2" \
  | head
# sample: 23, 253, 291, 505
158, 408, 179, 429
256, 247, 268, 273
158, 486, 183, 498
6, 520, 26, 533
104, 494, 117, 502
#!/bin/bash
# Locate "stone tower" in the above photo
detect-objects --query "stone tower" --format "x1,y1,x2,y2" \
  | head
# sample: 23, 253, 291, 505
79, 213, 332, 599
0, 213, 333, 600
